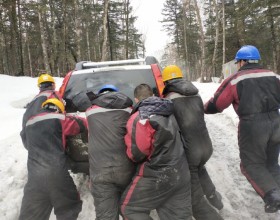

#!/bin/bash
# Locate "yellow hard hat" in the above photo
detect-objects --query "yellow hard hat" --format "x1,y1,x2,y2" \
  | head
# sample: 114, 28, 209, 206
42, 98, 65, 113
162, 65, 183, 82
37, 74, 55, 87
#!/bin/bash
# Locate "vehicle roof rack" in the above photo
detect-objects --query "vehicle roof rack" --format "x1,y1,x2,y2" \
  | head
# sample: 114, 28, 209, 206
75, 56, 159, 70
75, 59, 146, 70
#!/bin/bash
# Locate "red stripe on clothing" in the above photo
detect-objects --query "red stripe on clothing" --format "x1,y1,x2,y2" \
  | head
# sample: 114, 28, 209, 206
61, 120, 66, 149
125, 113, 139, 161
121, 163, 145, 219
240, 163, 265, 197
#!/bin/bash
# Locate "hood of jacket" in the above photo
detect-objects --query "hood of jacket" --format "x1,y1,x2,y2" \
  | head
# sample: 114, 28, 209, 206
134, 96, 174, 119
162, 79, 198, 97
91, 92, 133, 109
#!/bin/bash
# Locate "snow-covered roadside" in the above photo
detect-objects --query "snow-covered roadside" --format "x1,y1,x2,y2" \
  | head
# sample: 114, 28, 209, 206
196, 82, 280, 220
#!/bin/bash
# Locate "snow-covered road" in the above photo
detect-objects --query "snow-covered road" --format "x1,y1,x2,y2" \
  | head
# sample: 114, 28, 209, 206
205, 113, 280, 220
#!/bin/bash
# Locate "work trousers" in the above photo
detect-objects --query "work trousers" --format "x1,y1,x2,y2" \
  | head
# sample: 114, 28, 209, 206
90, 166, 134, 220
19, 169, 82, 220
239, 111, 280, 198
190, 166, 223, 220
121, 161, 192, 220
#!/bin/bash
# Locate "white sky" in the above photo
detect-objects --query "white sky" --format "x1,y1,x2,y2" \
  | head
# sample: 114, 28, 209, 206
130, 0, 170, 59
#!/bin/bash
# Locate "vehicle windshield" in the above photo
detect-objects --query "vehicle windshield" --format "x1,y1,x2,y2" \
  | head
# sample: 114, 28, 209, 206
63, 68, 159, 112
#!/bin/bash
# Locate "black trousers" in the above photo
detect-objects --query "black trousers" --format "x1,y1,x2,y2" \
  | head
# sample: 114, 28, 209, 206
90, 166, 134, 220
190, 166, 223, 220
239, 112, 280, 198
19, 169, 82, 220
120, 161, 192, 220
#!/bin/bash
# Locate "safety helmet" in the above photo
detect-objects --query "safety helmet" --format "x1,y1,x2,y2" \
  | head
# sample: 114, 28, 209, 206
162, 65, 183, 82
37, 74, 55, 87
98, 84, 119, 94
42, 98, 65, 113
235, 45, 261, 62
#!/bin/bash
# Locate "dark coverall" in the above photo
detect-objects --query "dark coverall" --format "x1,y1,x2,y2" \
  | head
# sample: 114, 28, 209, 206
19, 109, 87, 220
163, 79, 223, 220
204, 63, 280, 209
86, 92, 135, 220
120, 96, 192, 220
20, 89, 63, 148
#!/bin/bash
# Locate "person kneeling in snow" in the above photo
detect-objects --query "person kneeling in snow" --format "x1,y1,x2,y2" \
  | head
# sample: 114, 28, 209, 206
120, 84, 192, 220
19, 98, 87, 220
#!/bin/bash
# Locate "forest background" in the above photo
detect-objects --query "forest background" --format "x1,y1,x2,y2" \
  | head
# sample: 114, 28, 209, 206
0, 0, 279, 81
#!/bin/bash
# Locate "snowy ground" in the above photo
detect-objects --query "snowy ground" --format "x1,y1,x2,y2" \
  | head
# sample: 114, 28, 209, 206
0, 74, 280, 220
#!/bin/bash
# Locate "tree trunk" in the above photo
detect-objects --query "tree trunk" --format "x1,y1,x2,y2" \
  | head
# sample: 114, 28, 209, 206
49, 0, 58, 76
267, 0, 278, 72
182, 0, 190, 80
212, 0, 219, 79
38, 1, 50, 73
24, 22, 33, 77
0, 7, 5, 74
86, 28, 91, 60
125, 0, 129, 59
235, 3, 246, 46
220, 0, 225, 81
101, 0, 109, 61
193, 0, 206, 82
17, 0, 24, 76
10, 0, 19, 75
74, 0, 81, 61
107, 8, 113, 61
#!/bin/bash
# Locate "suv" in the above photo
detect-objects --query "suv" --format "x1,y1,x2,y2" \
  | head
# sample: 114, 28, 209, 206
59, 56, 164, 174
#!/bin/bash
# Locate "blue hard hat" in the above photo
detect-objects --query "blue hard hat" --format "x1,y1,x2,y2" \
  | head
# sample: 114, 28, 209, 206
235, 45, 261, 61
98, 84, 119, 94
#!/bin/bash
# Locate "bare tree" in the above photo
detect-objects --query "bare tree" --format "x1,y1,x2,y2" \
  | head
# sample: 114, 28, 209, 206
267, 1, 278, 72
182, 0, 190, 80
193, 0, 206, 82
101, 0, 109, 61
23, 25, 33, 77
212, 0, 220, 78
38, 0, 50, 73
74, 0, 81, 61
48, 0, 59, 75
17, 0, 24, 76
220, 0, 225, 82
124, 0, 130, 59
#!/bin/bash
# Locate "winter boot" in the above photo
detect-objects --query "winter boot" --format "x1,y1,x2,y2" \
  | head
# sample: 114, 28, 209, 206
264, 189, 280, 213
206, 190, 224, 210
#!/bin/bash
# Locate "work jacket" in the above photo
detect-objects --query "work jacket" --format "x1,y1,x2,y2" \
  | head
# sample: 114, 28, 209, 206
204, 63, 280, 117
125, 96, 188, 177
86, 92, 135, 182
21, 89, 63, 149
163, 79, 213, 165
22, 109, 87, 174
